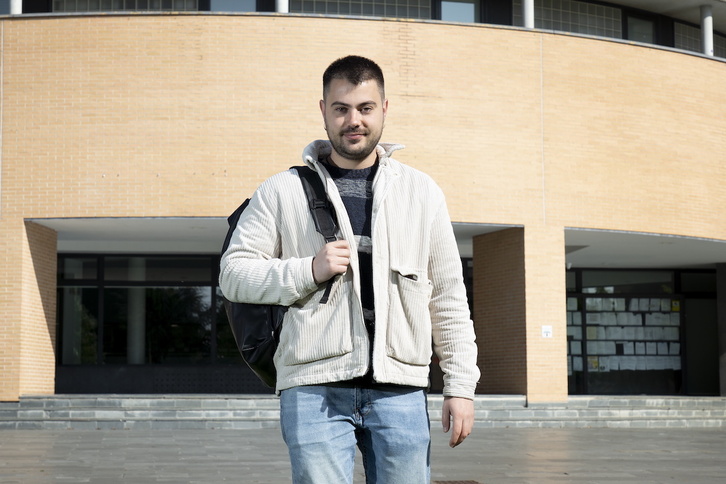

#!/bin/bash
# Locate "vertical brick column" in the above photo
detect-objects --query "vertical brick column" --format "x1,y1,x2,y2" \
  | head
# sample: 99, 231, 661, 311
0, 220, 23, 401
523, 225, 568, 403
473, 228, 527, 395
18, 222, 58, 397
473, 226, 568, 403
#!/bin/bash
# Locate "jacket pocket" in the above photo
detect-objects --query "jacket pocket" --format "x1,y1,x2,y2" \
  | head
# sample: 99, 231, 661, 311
279, 281, 354, 366
386, 267, 433, 366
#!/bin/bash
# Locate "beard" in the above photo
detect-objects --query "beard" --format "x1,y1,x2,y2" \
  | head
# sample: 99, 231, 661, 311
327, 127, 383, 163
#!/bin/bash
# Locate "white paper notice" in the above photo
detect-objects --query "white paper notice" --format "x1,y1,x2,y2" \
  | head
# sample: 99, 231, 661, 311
571, 341, 582, 355
629, 298, 639, 311
621, 356, 637, 370
639, 298, 650, 311
658, 342, 669, 355
615, 299, 626, 311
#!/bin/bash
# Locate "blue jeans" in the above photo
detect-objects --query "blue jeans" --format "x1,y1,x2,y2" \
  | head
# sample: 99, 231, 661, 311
280, 385, 431, 484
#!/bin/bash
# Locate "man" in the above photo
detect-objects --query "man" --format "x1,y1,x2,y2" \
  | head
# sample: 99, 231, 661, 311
219, 55, 480, 483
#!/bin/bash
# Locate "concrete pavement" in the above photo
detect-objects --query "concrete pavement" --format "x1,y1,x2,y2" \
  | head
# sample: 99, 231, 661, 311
1, 425, 724, 483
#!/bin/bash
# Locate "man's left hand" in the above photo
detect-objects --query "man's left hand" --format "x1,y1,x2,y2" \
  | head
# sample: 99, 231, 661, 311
441, 396, 474, 448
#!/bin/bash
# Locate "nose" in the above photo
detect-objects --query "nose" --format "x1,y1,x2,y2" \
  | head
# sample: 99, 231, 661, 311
346, 109, 361, 127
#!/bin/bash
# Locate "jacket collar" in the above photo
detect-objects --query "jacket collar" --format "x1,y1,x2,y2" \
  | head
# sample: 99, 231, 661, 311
302, 140, 404, 171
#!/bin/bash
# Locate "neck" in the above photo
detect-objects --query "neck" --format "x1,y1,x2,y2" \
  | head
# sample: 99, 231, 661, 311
329, 151, 378, 170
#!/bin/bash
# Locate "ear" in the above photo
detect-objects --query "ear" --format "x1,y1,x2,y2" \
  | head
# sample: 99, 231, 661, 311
319, 99, 326, 117
382, 98, 388, 117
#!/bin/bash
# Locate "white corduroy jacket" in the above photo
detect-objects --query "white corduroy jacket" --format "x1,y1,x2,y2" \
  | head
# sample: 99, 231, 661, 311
219, 140, 480, 399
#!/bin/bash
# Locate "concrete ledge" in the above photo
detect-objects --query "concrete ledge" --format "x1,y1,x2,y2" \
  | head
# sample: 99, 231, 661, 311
2, 394, 724, 430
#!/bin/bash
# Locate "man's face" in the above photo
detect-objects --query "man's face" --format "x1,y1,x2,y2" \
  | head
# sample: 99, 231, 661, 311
320, 78, 388, 169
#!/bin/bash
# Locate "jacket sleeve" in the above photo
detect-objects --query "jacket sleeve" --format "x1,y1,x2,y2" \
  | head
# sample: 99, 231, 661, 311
428, 198, 481, 400
219, 174, 320, 306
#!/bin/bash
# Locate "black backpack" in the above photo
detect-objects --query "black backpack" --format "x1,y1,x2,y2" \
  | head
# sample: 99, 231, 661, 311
221, 166, 338, 388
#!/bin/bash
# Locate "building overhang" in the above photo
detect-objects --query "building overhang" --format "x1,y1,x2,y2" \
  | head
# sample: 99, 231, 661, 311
28, 217, 508, 258
28, 218, 726, 270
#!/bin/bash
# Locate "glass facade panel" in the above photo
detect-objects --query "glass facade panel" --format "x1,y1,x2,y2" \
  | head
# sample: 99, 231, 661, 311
104, 256, 212, 282
215, 287, 244, 361
210, 0, 255, 11
569, 269, 683, 395
627, 15, 654, 44
566, 270, 576, 291
59, 257, 98, 281
674, 22, 701, 53
59, 287, 99, 364
513, 0, 622, 39
103, 286, 212, 364
58, 255, 216, 366
52, 0, 197, 10
680, 272, 717, 293
581, 270, 673, 294
716, 33, 726, 58
441, 0, 478, 23
289, 0, 431, 20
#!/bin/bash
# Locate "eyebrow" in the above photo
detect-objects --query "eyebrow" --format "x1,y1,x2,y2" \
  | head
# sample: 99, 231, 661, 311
330, 100, 378, 108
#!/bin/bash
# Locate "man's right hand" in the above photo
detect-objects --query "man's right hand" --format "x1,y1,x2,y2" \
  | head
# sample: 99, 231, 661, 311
312, 240, 351, 284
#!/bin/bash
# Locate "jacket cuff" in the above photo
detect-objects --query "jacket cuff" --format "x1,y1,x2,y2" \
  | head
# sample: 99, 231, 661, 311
295, 256, 319, 296
442, 380, 477, 400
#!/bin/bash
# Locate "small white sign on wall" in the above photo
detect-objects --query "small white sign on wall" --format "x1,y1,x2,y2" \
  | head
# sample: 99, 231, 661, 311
541, 325, 553, 338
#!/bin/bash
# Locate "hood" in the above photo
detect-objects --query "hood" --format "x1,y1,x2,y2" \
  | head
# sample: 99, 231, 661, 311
302, 140, 405, 168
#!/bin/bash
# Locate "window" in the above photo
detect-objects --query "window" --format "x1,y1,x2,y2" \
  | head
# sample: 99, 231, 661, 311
513, 0, 622, 39
568, 269, 682, 395
56, 255, 240, 365
210, 0, 255, 11
716, 33, 726, 58
53, 0, 198, 12
626, 15, 655, 44
441, 0, 478, 23
289, 0, 431, 20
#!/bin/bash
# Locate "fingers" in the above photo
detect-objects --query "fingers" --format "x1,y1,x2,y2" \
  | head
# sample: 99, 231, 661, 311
442, 397, 474, 448
448, 415, 471, 448
312, 240, 351, 283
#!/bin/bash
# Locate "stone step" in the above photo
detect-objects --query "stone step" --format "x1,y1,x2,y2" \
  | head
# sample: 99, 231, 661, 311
1, 394, 724, 430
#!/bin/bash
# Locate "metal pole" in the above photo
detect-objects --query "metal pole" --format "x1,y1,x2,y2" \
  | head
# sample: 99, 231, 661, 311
701, 5, 714, 57
10, 0, 22, 15
523, 0, 535, 29
276, 0, 289, 13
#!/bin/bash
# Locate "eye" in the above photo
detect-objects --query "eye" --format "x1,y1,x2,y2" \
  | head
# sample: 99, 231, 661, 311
335, 106, 348, 114
361, 106, 374, 114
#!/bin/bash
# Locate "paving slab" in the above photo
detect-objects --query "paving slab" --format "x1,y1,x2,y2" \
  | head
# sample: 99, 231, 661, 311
0, 426, 724, 483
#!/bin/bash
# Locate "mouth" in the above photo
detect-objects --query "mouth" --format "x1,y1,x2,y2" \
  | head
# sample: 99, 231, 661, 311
343, 131, 366, 141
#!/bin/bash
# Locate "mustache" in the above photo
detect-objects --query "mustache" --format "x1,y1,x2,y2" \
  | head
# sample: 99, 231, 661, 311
342, 128, 367, 135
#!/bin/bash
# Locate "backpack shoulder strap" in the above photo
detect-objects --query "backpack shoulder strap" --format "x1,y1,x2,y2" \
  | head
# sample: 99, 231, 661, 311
293, 165, 338, 304
221, 198, 250, 255
293, 166, 337, 243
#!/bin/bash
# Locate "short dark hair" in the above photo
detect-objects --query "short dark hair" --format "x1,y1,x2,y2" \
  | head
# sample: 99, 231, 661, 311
322, 55, 385, 99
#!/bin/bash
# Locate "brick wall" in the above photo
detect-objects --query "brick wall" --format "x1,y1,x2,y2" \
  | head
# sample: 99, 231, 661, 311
473, 229, 527, 395
19, 222, 58, 396
0, 14, 724, 401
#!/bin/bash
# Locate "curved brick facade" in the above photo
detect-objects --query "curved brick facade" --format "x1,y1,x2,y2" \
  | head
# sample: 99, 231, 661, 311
1, 14, 724, 401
